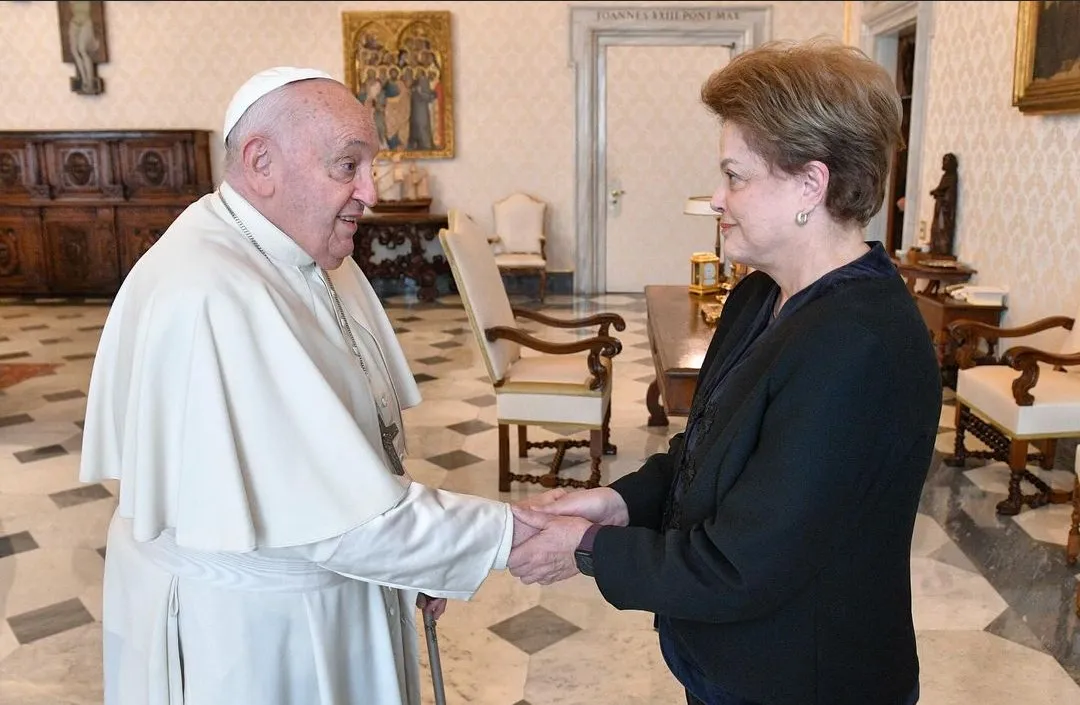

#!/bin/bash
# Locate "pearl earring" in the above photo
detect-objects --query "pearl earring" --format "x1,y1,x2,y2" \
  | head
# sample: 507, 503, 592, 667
795, 210, 809, 226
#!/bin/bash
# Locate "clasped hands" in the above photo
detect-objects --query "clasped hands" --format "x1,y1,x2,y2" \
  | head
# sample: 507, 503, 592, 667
507, 486, 628, 585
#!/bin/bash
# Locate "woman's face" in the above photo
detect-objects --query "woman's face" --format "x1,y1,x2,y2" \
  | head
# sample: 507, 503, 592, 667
710, 122, 804, 271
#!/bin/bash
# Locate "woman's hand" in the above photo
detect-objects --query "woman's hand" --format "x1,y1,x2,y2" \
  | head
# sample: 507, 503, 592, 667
528, 487, 629, 526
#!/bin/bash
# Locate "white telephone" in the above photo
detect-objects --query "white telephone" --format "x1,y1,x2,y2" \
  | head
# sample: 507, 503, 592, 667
945, 284, 1008, 306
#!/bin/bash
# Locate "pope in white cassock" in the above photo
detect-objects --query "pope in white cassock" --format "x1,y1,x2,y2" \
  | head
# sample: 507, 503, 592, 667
79, 67, 521, 704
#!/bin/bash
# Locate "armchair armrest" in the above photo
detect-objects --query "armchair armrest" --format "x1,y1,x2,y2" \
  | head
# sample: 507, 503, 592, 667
485, 326, 622, 390
949, 315, 1074, 369
1001, 346, 1080, 406
511, 307, 627, 337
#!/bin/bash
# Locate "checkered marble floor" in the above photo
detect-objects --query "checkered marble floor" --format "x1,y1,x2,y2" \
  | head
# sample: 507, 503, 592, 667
2, 293, 1080, 705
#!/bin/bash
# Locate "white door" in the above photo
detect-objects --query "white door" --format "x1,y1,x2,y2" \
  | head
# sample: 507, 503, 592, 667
604, 45, 732, 293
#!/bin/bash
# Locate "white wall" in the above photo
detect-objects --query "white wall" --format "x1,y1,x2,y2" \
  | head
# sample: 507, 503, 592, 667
0, 1, 843, 274
918, 1, 1080, 342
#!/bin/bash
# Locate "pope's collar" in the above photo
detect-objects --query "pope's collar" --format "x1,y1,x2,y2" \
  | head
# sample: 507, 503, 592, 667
214, 181, 315, 268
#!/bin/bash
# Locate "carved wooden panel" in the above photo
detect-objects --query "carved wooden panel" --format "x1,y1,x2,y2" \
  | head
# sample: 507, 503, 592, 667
0, 140, 50, 201
44, 140, 122, 200
117, 207, 183, 277
118, 138, 192, 200
42, 207, 119, 294
0, 207, 47, 294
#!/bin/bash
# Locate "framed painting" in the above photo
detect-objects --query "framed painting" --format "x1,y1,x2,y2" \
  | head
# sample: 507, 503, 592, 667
342, 10, 454, 159
57, 0, 108, 95
1013, 0, 1080, 115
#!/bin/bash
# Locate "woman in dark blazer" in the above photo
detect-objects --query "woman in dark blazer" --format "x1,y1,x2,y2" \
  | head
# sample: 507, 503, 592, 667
508, 38, 941, 705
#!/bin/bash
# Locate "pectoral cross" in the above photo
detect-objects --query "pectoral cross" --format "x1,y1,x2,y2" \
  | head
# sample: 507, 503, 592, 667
379, 413, 406, 476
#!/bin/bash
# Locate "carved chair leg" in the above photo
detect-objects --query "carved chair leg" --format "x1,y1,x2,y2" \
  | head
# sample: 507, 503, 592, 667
518, 425, 529, 458
1068, 473, 1080, 565
602, 404, 617, 455
943, 402, 967, 467
588, 428, 603, 489
1039, 439, 1058, 470
537, 270, 547, 303
498, 423, 511, 493
997, 439, 1048, 515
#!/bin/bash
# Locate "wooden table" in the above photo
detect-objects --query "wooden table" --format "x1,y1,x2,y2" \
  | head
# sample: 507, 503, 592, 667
352, 212, 449, 301
891, 257, 976, 295
915, 292, 1006, 387
644, 285, 717, 426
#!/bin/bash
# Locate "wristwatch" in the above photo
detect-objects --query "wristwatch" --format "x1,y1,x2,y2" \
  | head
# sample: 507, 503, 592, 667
574, 524, 602, 577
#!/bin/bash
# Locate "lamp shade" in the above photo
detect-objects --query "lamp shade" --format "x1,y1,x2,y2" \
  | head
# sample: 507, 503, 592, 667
683, 196, 716, 216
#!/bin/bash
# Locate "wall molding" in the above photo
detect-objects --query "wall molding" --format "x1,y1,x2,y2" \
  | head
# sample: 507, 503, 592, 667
569, 5, 771, 293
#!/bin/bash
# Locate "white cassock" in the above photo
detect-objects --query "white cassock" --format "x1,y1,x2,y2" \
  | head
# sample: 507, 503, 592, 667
79, 181, 513, 705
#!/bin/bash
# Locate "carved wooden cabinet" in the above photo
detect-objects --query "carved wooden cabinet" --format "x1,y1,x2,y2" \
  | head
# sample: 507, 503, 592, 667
0, 130, 212, 296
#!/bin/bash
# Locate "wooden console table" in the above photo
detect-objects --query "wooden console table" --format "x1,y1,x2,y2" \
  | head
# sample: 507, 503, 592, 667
351, 212, 449, 302
915, 292, 1005, 387
891, 257, 976, 295
645, 285, 717, 426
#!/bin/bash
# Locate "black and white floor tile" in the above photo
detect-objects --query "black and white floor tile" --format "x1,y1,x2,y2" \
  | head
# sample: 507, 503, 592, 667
2, 293, 1080, 704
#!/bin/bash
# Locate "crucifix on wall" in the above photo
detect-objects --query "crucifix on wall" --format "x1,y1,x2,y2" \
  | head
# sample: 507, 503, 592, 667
57, 1, 108, 95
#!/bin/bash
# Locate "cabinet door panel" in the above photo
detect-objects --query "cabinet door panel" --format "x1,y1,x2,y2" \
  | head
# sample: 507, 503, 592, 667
117, 207, 183, 278
42, 207, 120, 295
43, 140, 122, 201
0, 208, 47, 294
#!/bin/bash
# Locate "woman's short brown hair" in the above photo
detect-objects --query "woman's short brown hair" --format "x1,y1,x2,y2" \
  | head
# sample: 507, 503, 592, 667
701, 37, 903, 227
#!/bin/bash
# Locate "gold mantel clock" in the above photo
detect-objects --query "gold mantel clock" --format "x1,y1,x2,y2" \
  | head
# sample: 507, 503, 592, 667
689, 252, 721, 295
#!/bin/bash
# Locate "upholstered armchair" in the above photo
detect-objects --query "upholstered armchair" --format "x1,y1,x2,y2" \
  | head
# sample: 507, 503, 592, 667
438, 226, 625, 492
491, 192, 549, 302
945, 302, 1080, 517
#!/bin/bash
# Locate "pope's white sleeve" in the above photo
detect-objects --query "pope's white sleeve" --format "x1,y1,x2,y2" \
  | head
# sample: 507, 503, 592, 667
292, 482, 513, 600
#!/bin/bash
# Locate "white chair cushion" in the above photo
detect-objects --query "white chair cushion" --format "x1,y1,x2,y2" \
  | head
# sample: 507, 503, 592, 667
496, 355, 611, 428
439, 228, 520, 382
957, 364, 1080, 436
493, 193, 545, 254
494, 253, 546, 269
502, 355, 609, 394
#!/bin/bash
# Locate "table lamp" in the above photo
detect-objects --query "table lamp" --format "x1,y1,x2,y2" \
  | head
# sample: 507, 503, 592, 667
684, 195, 751, 303
683, 196, 723, 260
683, 196, 722, 297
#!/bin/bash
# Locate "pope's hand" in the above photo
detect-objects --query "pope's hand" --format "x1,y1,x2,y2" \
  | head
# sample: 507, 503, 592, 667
417, 593, 447, 620
507, 505, 591, 585
512, 510, 542, 548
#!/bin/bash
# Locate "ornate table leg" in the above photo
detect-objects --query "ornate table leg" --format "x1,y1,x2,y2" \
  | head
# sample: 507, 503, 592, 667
417, 261, 439, 302
646, 378, 668, 427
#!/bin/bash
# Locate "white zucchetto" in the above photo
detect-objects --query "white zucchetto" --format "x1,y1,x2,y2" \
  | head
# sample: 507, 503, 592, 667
222, 66, 334, 145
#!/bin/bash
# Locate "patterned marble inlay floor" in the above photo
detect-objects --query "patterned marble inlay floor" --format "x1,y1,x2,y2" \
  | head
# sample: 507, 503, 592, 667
2, 294, 1080, 705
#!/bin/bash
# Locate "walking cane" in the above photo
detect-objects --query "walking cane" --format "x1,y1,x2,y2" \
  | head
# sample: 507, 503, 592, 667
420, 595, 448, 705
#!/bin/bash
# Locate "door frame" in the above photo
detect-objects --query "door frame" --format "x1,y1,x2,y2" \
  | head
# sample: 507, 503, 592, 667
570, 6, 772, 294
859, 1, 935, 252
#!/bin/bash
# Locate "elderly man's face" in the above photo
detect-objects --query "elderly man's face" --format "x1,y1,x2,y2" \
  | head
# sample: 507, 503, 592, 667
269, 81, 379, 270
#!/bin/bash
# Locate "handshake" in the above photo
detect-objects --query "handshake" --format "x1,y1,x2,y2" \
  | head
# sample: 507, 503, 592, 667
506, 486, 629, 585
